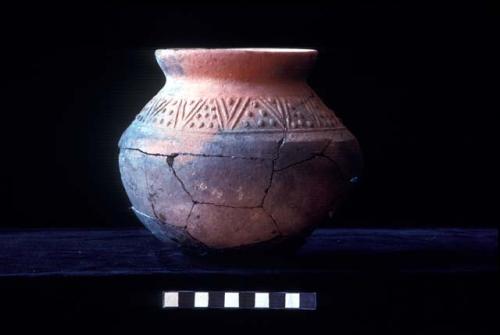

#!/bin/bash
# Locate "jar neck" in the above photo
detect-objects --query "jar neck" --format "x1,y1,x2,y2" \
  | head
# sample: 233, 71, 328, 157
155, 48, 317, 83
160, 77, 314, 97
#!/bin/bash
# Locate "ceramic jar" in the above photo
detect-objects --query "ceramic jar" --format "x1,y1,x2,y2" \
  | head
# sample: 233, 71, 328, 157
118, 48, 362, 253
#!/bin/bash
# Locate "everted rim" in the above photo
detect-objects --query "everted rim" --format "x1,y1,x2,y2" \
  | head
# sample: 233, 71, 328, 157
155, 48, 318, 54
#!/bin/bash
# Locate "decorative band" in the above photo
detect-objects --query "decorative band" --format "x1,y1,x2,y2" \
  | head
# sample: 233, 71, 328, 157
135, 96, 339, 132
162, 291, 316, 310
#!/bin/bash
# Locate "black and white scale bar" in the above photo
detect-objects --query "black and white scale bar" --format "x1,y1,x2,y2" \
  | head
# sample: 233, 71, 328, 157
163, 291, 316, 310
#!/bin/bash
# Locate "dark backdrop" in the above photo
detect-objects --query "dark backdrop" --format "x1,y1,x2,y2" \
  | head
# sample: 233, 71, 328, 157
4, 2, 495, 229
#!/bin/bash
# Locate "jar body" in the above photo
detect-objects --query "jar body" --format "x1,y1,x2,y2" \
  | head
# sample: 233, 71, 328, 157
118, 49, 362, 252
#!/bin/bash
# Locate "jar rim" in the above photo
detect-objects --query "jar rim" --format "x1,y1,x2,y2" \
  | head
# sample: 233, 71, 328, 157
155, 48, 318, 54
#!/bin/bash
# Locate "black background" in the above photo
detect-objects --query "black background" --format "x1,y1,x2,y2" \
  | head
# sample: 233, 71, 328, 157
4, 2, 496, 229
1, 3, 498, 334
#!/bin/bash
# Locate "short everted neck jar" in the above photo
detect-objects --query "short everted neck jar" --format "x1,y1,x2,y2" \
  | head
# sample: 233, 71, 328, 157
119, 48, 362, 253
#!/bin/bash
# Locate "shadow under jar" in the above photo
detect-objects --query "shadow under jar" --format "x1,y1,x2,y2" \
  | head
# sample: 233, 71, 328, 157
118, 48, 362, 254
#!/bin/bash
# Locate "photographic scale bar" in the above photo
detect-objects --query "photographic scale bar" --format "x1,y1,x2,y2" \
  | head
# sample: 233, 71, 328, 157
163, 291, 316, 310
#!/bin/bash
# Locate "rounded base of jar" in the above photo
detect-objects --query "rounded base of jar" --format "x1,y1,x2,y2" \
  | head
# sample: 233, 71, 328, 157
132, 207, 310, 256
